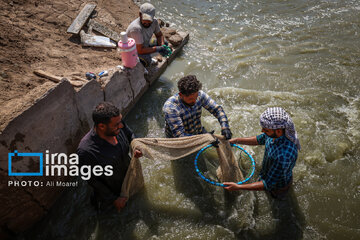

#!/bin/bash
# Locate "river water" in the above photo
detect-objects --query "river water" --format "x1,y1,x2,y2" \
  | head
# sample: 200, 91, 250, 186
24, 0, 359, 239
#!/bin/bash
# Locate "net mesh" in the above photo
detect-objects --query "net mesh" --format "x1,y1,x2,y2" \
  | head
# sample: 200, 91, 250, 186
121, 134, 244, 198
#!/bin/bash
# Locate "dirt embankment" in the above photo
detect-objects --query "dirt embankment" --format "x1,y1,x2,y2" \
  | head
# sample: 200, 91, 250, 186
0, 0, 139, 131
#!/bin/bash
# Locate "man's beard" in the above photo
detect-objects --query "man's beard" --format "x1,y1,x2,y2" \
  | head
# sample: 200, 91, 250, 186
142, 23, 151, 28
105, 128, 120, 136
267, 132, 277, 138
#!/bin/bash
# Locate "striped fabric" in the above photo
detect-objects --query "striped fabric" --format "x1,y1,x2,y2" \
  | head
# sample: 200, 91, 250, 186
260, 107, 301, 150
163, 90, 229, 137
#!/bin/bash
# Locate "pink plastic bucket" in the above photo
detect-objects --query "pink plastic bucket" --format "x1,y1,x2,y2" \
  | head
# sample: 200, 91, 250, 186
118, 33, 138, 68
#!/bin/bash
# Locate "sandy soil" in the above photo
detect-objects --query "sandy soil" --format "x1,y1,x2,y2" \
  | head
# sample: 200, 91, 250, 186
0, 0, 139, 131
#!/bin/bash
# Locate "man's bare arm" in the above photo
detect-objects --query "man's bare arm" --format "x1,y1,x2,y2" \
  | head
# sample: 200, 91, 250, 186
229, 136, 259, 145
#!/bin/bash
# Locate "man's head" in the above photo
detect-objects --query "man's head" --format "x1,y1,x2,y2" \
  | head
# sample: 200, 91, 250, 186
92, 102, 124, 136
259, 107, 301, 150
177, 75, 202, 106
139, 3, 155, 28
260, 107, 289, 138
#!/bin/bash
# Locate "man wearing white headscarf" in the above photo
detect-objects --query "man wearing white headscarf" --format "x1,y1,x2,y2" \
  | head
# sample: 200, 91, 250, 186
223, 107, 300, 198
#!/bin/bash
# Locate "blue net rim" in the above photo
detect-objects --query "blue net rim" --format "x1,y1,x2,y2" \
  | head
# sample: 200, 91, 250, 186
194, 143, 256, 187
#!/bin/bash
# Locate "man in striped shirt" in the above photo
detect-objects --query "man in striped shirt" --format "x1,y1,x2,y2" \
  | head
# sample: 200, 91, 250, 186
163, 75, 232, 139
224, 107, 300, 199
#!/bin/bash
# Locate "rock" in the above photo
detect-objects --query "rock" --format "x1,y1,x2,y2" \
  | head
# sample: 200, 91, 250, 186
157, 19, 165, 28
162, 27, 177, 39
155, 55, 163, 62
104, 63, 148, 114
168, 34, 183, 47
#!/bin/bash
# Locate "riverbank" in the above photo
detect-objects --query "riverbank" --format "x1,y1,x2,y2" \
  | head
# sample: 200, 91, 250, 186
0, 0, 138, 132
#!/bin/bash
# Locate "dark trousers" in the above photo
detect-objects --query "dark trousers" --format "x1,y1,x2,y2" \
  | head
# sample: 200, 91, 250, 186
269, 179, 293, 199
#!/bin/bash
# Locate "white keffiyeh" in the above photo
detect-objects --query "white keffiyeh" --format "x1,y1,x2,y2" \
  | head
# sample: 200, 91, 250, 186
260, 107, 301, 150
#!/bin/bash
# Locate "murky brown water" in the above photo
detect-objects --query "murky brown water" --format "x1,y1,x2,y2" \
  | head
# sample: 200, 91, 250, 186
23, 0, 360, 239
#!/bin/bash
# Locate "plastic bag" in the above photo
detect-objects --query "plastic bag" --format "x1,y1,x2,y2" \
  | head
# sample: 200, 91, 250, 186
80, 30, 117, 48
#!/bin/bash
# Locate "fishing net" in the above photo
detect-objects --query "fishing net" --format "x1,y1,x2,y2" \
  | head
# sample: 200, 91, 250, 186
195, 142, 255, 187
121, 134, 245, 198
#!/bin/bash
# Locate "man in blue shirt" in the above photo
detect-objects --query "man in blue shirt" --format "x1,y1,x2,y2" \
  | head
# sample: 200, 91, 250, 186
224, 107, 300, 198
163, 75, 232, 139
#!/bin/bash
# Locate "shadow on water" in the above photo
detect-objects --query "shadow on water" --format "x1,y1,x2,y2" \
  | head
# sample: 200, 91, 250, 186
91, 189, 161, 240
238, 187, 306, 240
170, 152, 245, 230
171, 153, 223, 221
19, 182, 161, 240
17, 180, 96, 240
124, 76, 174, 138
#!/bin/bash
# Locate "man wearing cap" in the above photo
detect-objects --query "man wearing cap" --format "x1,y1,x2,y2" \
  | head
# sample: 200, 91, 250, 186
223, 107, 300, 198
126, 3, 170, 67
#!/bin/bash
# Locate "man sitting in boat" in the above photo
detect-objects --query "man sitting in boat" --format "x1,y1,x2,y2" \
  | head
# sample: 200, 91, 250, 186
126, 3, 171, 67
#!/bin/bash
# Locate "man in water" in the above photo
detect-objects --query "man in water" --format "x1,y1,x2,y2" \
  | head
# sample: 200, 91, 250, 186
163, 75, 232, 139
126, 3, 171, 67
224, 107, 300, 199
77, 102, 142, 212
